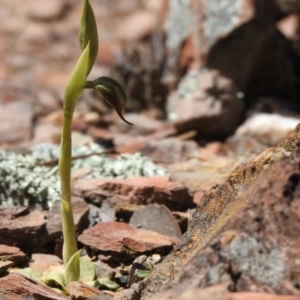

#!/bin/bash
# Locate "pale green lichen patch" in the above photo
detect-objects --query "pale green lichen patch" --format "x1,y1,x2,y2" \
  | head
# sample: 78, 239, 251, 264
0, 143, 168, 209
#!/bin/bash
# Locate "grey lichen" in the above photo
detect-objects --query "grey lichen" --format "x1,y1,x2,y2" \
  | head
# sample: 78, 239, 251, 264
165, 0, 191, 50
221, 233, 286, 287
177, 70, 201, 99
204, 0, 244, 46
0, 143, 168, 209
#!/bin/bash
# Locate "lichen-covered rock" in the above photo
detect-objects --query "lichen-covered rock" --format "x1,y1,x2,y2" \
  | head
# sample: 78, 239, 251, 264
167, 70, 243, 139
0, 143, 168, 208
140, 124, 300, 299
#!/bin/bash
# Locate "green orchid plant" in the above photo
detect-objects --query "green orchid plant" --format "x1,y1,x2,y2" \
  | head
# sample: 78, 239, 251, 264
58, 0, 131, 290
10, 0, 130, 295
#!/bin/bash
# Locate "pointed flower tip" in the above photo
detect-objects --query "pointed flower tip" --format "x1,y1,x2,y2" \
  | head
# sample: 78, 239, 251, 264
118, 113, 133, 125
86, 76, 133, 126
79, 0, 98, 75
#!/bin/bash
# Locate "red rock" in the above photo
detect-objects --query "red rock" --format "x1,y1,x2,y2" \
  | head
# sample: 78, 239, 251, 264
35, 88, 61, 115
31, 123, 61, 145
88, 126, 113, 140
67, 280, 103, 299
36, 71, 70, 96
20, 22, 48, 44
200, 141, 223, 156
29, 253, 62, 274
179, 36, 199, 70
0, 245, 21, 255
146, 126, 177, 140
227, 113, 300, 154
73, 176, 194, 211
193, 190, 205, 205
78, 221, 176, 254
139, 138, 199, 163
115, 141, 146, 154
0, 207, 29, 220
169, 153, 248, 194
277, 14, 299, 40
0, 101, 33, 144
0, 245, 28, 266
97, 41, 122, 65
71, 131, 94, 146
90, 0, 141, 18
142, 0, 168, 14
0, 260, 13, 275
71, 167, 92, 181
71, 111, 88, 132
83, 112, 102, 125
18, 0, 67, 21
112, 133, 144, 147
150, 284, 300, 300
230, 292, 300, 300
0, 273, 69, 300
120, 113, 165, 134
114, 11, 159, 41
0, 211, 47, 248
150, 284, 229, 300
167, 70, 242, 139
39, 109, 63, 126
46, 197, 89, 241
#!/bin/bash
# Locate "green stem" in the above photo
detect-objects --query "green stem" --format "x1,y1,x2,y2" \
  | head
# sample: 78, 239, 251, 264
59, 109, 78, 266
84, 80, 94, 89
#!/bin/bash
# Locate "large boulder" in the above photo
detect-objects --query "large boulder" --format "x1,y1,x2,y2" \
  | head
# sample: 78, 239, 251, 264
137, 124, 300, 299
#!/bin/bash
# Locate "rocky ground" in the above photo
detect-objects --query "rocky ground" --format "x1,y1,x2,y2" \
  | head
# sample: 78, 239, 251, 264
1, 0, 300, 299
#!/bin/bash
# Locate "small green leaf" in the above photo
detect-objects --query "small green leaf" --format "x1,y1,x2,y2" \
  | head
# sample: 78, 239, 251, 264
10, 267, 43, 282
42, 270, 67, 293
84, 280, 100, 288
135, 269, 152, 279
64, 42, 90, 113
79, 255, 95, 282
98, 278, 120, 291
64, 249, 81, 284
79, 0, 98, 76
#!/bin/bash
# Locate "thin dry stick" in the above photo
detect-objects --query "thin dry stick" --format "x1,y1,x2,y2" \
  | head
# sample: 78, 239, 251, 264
42, 148, 119, 166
